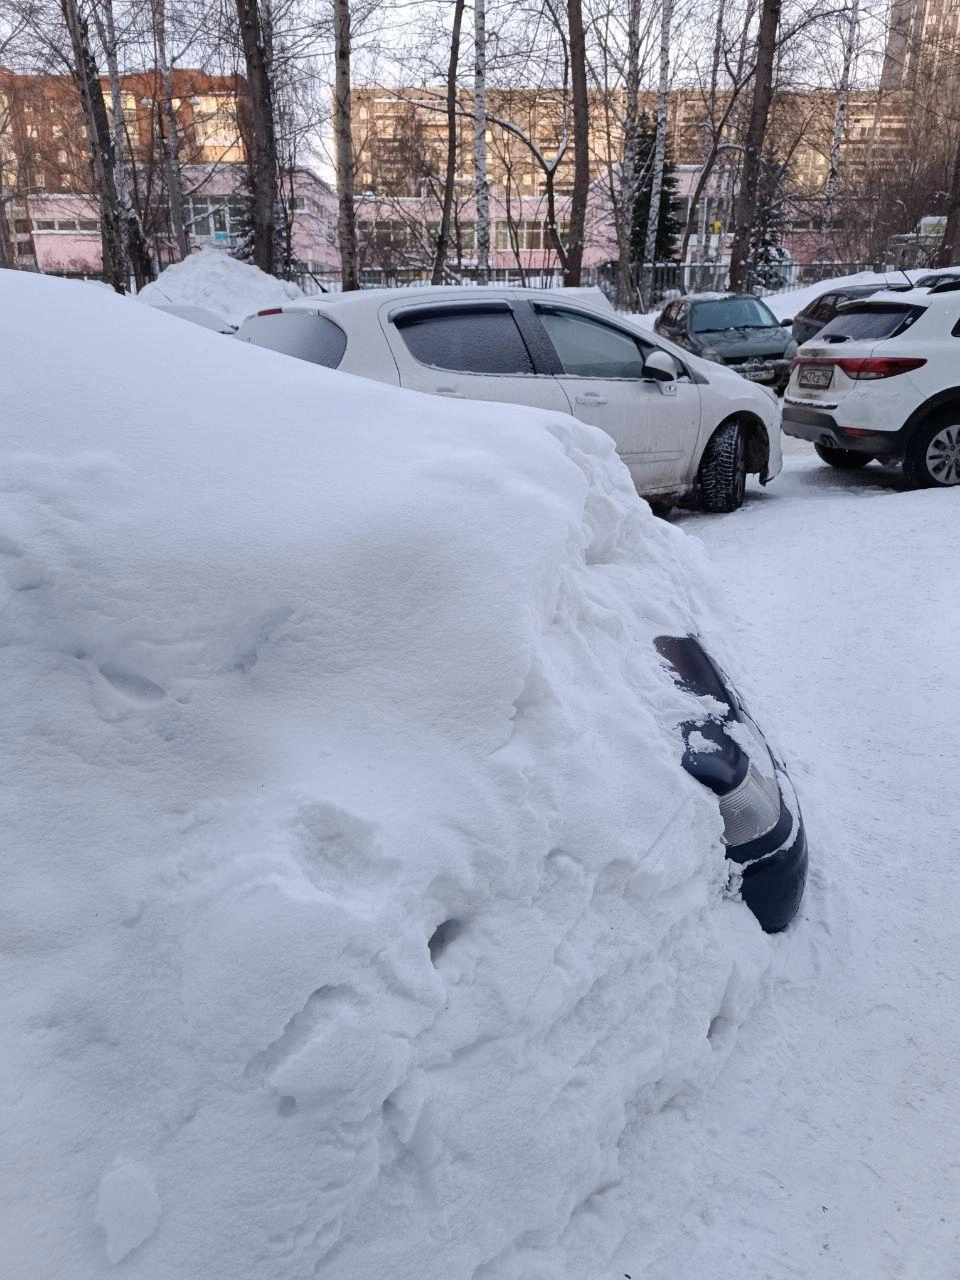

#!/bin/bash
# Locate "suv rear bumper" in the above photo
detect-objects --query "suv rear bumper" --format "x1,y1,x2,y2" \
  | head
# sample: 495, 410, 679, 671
782, 404, 906, 456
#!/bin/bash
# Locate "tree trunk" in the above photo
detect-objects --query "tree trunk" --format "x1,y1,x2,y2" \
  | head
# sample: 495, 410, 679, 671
820, 0, 859, 261
152, 0, 189, 261
728, 0, 782, 292
60, 0, 126, 291
235, 0, 278, 275
544, 167, 568, 274
564, 0, 590, 286
641, 0, 673, 305
615, 0, 642, 308
91, 0, 154, 287
333, 0, 358, 290
473, 0, 489, 283
679, 0, 726, 270
936, 140, 960, 266
432, 0, 466, 285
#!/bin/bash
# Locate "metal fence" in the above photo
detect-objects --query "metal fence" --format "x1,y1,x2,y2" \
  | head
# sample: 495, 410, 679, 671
294, 258, 881, 303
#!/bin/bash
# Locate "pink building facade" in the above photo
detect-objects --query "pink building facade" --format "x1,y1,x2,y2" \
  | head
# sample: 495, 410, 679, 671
9, 164, 340, 283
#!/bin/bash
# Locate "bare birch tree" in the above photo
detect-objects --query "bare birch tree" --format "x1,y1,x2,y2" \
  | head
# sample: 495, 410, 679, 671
473, 0, 489, 282
333, 0, 358, 289
150, 0, 189, 260
640, 0, 673, 304
432, 0, 466, 284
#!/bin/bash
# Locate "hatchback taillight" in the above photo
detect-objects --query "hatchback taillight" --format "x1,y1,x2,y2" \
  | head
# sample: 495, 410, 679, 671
834, 357, 926, 380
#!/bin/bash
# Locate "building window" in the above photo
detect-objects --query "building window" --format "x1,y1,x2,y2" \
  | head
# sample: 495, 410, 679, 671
185, 195, 250, 245
494, 220, 569, 251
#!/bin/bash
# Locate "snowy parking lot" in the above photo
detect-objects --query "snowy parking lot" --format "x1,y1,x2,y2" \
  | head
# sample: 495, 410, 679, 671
609, 443, 960, 1279
4, 265, 959, 1280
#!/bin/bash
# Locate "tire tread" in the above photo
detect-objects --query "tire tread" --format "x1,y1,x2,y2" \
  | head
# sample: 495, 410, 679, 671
699, 420, 745, 513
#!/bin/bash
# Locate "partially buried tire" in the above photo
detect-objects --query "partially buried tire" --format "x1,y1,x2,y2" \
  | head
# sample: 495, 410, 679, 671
699, 420, 747, 513
902, 413, 960, 488
814, 442, 873, 469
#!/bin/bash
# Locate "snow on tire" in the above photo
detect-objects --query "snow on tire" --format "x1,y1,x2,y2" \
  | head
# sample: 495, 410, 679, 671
699, 419, 747, 513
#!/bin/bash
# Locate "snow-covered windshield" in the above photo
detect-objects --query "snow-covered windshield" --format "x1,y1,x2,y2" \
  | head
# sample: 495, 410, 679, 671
691, 297, 780, 333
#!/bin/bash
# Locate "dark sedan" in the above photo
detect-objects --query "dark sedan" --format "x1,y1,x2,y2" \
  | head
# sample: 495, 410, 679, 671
657, 634, 808, 933
655, 293, 797, 391
790, 282, 906, 345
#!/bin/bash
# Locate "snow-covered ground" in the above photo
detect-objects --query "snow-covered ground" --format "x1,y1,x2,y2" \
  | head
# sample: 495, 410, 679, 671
5, 261, 959, 1278
605, 445, 960, 1278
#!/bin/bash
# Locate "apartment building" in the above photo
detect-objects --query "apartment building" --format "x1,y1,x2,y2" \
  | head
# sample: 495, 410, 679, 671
882, 0, 960, 90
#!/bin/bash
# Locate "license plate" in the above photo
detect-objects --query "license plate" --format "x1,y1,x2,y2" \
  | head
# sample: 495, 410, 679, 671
798, 365, 833, 389
743, 366, 774, 382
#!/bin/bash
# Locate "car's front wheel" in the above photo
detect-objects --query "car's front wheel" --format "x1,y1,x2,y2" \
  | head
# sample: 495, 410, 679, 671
903, 414, 960, 487
699, 420, 746, 513
814, 443, 873, 469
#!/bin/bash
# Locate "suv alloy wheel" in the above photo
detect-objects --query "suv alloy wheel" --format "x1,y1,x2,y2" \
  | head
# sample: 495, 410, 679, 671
904, 413, 960, 487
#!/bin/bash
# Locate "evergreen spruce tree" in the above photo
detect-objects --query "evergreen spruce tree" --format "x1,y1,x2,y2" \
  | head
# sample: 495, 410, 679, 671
748, 153, 790, 289
630, 114, 683, 273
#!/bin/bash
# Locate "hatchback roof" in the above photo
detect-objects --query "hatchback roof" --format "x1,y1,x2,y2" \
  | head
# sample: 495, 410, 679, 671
279, 283, 615, 318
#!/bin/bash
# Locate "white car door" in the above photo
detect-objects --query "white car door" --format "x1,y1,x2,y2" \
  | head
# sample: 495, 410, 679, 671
381, 299, 571, 413
530, 302, 702, 490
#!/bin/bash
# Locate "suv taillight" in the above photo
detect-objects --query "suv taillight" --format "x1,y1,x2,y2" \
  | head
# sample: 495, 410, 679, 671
835, 357, 926, 380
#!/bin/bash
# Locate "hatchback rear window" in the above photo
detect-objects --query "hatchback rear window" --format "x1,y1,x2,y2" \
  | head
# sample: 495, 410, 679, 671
816, 304, 924, 342
394, 305, 534, 374
237, 311, 347, 368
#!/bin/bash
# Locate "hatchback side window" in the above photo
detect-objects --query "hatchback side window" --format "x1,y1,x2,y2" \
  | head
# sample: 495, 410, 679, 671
536, 306, 649, 378
237, 311, 347, 368
661, 302, 677, 327
393, 305, 534, 374
674, 302, 689, 329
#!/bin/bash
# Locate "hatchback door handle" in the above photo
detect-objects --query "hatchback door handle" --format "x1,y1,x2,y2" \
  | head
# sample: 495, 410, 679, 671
575, 392, 608, 406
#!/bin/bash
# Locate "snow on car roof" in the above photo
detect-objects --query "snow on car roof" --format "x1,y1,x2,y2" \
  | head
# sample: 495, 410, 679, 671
278, 282, 615, 319
0, 269, 765, 1280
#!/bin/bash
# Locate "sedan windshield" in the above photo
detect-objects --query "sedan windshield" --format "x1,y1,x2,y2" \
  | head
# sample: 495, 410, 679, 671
691, 297, 780, 333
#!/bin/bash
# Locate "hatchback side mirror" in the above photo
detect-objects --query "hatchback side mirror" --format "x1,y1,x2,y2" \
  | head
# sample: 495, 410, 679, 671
780, 317, 793, 326
643, 350, 678, 382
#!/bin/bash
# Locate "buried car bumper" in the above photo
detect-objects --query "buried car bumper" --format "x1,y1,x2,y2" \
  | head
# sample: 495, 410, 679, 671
725, 771, 808, 933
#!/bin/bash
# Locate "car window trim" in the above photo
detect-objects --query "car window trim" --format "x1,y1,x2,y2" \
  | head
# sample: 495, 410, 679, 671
389, 299, 540, 377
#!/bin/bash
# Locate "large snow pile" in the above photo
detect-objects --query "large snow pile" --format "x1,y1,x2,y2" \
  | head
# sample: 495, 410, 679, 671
0, 269, 768, 1280
137, 246, 302, 324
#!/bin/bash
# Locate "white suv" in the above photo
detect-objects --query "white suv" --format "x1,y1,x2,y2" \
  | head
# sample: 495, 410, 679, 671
236, 286, 782, 513
783, 285, 960, 486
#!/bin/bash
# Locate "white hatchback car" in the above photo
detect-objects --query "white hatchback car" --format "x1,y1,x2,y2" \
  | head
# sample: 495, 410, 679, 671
236, 287, 782, 513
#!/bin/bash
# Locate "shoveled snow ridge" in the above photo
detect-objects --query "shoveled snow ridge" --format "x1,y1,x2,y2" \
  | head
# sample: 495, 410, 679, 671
137, 245, 302, 324
0, 269, 768, 1280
